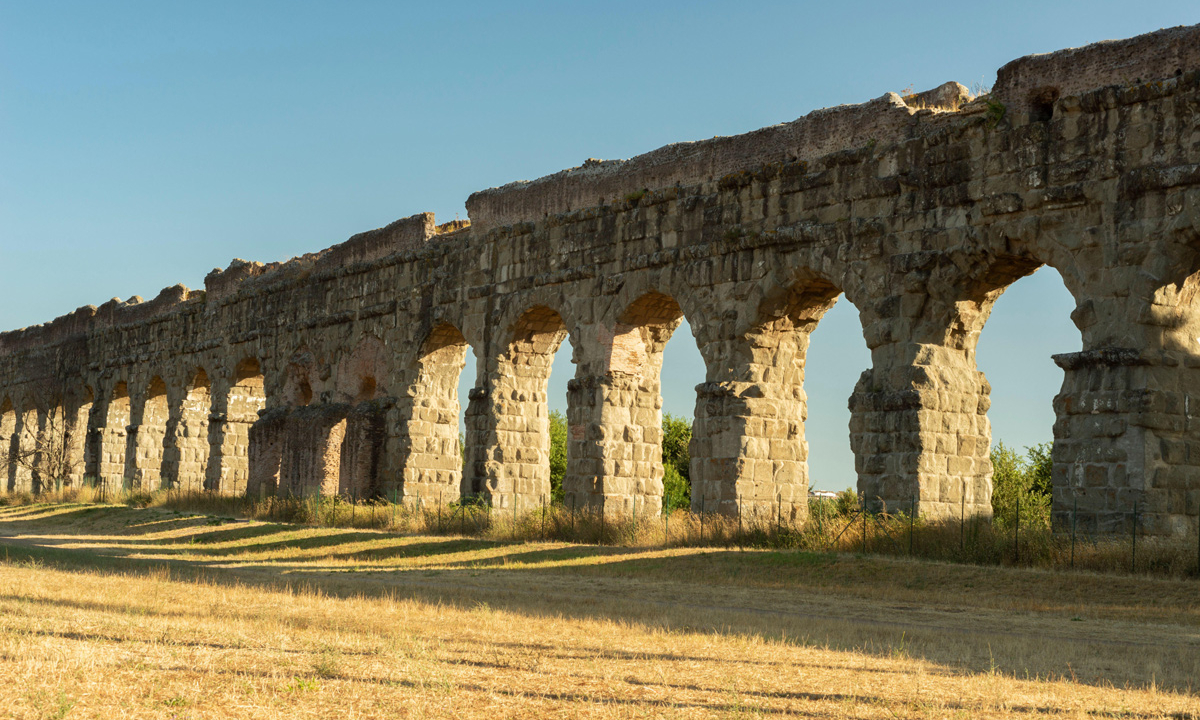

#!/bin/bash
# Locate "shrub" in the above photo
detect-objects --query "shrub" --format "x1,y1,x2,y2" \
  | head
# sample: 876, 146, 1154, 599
661, 414, 692, 511
661, 413, 691, 478
990, 441, 1052, 529
662, 462, 690, 512
548, 410, 567, 503
833, 487, 859, 516
1025, 442, 1052, 497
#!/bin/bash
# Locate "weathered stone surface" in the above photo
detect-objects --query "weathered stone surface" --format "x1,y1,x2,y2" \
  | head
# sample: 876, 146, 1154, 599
2, 25, 1200, 534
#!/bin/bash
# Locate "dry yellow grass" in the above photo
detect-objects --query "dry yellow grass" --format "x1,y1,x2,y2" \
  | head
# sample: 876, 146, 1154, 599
0, 503, 1197, 718
9, 487, 1200, 579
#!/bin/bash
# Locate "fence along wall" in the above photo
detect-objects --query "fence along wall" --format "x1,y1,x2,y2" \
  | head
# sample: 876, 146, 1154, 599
1, 24, 1199, 536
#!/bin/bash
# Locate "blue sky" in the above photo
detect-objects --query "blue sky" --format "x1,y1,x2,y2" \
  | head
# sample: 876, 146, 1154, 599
2, 2, 1195, 489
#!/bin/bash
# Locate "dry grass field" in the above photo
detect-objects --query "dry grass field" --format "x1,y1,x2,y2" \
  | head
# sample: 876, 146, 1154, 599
0, 502, 1197, 718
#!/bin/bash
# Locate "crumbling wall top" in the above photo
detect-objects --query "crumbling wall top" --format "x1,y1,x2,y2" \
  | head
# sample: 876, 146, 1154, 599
995, 23, 1200, 117
467, 24, 1199, 233
203, 212, 468, 305
313, 212, 438, 272
464, 91, 940, 232
0, 284, 197, 356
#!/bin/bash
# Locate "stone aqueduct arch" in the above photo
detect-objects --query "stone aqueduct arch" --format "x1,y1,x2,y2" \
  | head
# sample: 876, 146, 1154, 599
2, 26, 1200, 535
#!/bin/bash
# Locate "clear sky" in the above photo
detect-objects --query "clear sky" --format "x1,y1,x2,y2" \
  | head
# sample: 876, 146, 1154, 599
3, 2, 1195, 489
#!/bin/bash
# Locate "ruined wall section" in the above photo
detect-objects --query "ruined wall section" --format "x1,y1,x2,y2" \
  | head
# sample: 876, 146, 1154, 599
459, 53, 1200, 530
0, 24, 1198, 533
0, 211, 482, 496
181, 217, 484, 497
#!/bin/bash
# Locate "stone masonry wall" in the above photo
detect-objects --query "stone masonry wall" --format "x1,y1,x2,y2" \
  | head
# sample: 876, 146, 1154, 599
2, 25, 1200, 535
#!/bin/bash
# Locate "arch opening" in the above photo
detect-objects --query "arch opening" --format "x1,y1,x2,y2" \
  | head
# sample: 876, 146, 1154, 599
456, 343, 481, 498
0, 397, 39, 493
802, 293, 873, 499
545, 328, 574, 505
974, 262, 1080, 529
658, 315, 706, 515
29, 387, 91, 492
11, 402, 41, 493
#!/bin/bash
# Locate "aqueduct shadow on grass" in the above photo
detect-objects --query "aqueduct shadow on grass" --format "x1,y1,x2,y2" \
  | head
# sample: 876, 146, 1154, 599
0, 504, 1197, 694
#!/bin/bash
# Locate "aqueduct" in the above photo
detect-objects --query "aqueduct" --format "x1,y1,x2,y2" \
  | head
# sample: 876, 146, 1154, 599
2, 26, 1200, 536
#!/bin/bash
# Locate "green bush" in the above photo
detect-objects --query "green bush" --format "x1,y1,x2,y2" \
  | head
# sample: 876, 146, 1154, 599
990, 441, 1052, 529
548, 410, 568, 503
661, 414, 692, 511
662, 462, 690, 511
1025, 442, 1052, 497
808, 490, 857, 522
661, 414, 691, 481
833, 487, 859, 516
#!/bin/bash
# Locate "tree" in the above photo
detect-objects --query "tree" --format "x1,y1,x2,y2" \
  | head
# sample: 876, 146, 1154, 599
990, 441, 1052, 528
661, 414, 690, 481
1024, 442, 1053, 497
663, 462, 689, 512
0, 403, 82, 493
661, 414, 691, 511
548, 410, 567, 503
